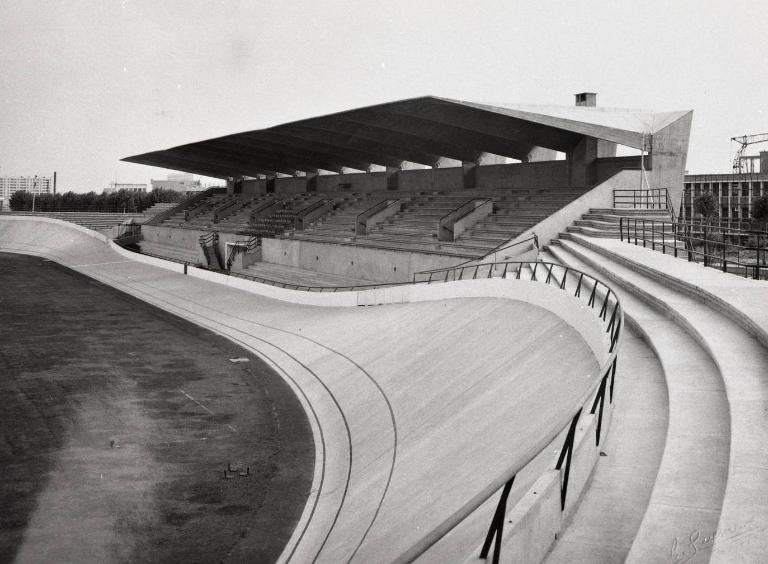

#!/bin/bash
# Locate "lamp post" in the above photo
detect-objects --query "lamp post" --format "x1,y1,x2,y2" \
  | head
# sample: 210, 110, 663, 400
32, 175, 38, 212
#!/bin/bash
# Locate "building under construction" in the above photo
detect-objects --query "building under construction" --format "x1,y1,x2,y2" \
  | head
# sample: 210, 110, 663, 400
681, 147, 768, 227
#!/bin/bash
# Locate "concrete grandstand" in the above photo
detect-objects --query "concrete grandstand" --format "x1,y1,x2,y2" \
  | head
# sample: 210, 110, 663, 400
2, 94, 768, 564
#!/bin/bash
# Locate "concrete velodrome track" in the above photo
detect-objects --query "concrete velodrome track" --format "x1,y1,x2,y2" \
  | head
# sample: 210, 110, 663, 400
0, 217, 608, 563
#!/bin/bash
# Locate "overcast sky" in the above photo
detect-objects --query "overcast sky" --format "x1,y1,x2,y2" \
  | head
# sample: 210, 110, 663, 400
1, 0, 766, 192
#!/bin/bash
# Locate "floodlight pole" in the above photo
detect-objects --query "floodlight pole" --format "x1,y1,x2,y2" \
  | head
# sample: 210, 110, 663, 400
639, 134, 646, 193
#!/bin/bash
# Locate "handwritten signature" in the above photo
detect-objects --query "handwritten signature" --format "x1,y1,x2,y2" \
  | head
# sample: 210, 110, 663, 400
669, 520, 763, 562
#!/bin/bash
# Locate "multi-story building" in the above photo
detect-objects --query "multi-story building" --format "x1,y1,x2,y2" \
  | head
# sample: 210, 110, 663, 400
0, 175, 53, 209
151, 172, 205, 194
681, 173, 768, 228
104, 182, 147, 194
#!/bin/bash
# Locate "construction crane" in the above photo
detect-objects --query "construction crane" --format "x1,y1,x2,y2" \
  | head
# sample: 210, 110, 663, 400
731, 133, 768, 173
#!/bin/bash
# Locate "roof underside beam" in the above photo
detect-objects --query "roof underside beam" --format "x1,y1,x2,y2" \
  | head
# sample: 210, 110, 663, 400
387, 99, 583, 153
278, 122, 441, 167
122, 153, 237, 178
166, 145, 317, 176
208, 133, 377, 171
365, 109, 536, 161
134, 149, 292, 177
309, 115, 483, 164
243, 130, 407, 169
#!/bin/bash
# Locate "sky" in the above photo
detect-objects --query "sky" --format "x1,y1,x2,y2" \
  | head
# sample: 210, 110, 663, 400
1, 0, 767, 192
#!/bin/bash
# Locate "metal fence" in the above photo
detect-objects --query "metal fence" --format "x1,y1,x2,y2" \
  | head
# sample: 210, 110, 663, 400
619, 217, 768, 280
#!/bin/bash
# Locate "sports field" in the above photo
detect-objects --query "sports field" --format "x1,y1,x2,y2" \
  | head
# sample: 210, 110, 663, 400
0, 253, 314, 563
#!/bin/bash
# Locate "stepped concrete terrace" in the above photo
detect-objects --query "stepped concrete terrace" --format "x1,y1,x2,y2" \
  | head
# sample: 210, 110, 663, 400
0, 210, 148, 232
283, 187, 588, 262
0, 215, 616, 563
536, 212, 768, 563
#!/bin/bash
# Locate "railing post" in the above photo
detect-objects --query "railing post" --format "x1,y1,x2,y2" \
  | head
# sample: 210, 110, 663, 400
674, 222, 679, 258
723, 237, 727, 273
590, 374, 609, 446
556, 409, 583, 511
620, 217, 624, 242
480, 476, 516, 564
703, 226, 708, 268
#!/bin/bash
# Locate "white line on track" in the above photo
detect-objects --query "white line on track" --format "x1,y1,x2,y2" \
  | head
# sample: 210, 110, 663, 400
179, 388, 239, 434
179, 389, 215, 415
73, 260, 135, 267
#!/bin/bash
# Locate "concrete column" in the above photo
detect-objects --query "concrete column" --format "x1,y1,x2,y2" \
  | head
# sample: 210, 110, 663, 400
386, 165, 401, 191
527, 147, 557, 162
597, 140, 617, 158
306, 171, 318, 192
462, 161, 477, 189
227, 176, 245, 195
568, 137, 598, 187
648, 111, 693, 211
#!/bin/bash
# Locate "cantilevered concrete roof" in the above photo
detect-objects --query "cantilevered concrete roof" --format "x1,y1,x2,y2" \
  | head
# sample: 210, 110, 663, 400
123, 96, 691, 178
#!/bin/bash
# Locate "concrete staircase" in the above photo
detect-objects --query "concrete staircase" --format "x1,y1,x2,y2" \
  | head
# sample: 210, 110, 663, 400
566, 208, 671, 238
533, 211, 768, 563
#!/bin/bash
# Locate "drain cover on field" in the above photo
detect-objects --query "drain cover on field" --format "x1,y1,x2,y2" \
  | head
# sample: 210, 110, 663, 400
229, 357, 250, 363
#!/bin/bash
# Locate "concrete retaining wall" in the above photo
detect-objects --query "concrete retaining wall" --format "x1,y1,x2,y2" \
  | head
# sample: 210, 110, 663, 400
477, 161, 569, 189
261, 237, 462, 283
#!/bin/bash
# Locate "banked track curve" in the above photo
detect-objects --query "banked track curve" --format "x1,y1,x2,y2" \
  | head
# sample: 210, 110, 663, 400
0, 217, 618, 563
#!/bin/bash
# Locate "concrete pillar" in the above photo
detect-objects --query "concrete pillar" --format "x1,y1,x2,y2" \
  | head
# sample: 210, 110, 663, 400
227, 176, 245, 195
597, 140, 617, 158
648, 111, 693, 211
306, 171, 318, 192
527, 147, 557, 162
386, 166, 401, 190
568, 137, 598, 187
462, 161, 477, 189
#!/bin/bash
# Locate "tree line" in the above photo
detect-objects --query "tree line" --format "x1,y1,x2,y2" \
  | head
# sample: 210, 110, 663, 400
9, 188, 184, 213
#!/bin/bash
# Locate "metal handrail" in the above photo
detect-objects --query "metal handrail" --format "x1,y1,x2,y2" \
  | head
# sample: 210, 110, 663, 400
619, 217, 767, 280
613, 188, 668, 210
665, 189, 677, 222
198, 230, 218, 246
226, 236, 260, 270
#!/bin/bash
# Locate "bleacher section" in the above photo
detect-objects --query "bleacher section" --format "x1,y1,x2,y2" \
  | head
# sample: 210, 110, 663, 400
0, 211, 146, 232
138, 186, 587, 277
289, 187, 589, 258
0, 202, 179, 233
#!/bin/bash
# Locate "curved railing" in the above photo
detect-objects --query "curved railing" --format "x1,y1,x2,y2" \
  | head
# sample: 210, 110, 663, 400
403, 260, 623, 563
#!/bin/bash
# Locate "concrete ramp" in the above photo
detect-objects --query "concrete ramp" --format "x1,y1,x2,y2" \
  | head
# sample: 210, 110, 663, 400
0, 217, 607, 563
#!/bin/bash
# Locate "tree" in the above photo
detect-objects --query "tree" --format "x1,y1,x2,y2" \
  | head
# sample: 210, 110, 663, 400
9, 190, 31, 211
693, 193, 719, 224
752, 195, 768, 231
693, 193, 720, 259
